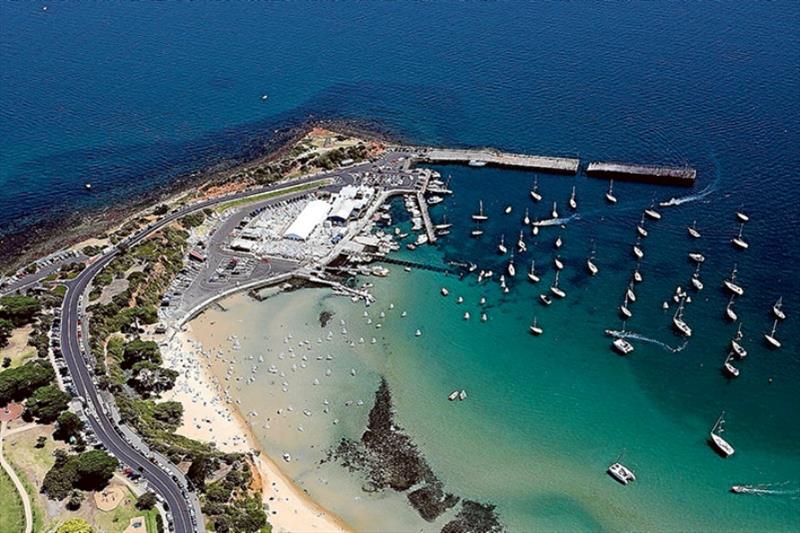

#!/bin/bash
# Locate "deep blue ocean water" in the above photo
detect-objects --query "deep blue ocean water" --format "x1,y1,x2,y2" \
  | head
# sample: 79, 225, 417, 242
3, 2, 799, 530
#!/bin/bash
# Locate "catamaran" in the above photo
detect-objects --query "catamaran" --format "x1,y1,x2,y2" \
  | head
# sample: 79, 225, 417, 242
725, 295, 738, 322
710, 412, 735, 457
550, 271, 566, 298
723, 265, 744, 296
673, 298, 692, 337
773, 297, 786, 320
529, 317, 543, 336
551, 201, 559, 219
569, 186, 577, 210
688, 220, 701, 239
607, 462, 636, 484
612, 338, 634, 356
605, 180, 617, 204
732, 223, 749, 250
472, 200, 488, 221
530, 177, 542, 201
497, 234, 507, 255
723, 352, 740, 378
764, 319, 781, 349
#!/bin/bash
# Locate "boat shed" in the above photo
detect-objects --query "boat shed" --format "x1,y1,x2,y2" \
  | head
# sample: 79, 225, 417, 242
283, 200, 331, 241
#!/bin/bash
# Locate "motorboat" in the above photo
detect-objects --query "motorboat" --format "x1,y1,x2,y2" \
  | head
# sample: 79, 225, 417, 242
470, 227, 484, 238
528, 260, 540, 283
441, 287, 449, 296
539, 294, 552, 306
709, 412, 735, 457
448, 390, 460, 401
764, 319, 781, 349
723, 266, 744, 296
773, 297, 785, 320
613, 338, 634, 355
554, 256, 564, 270
459, 390, 467, 401
605, 180, 617, 204
504, 205, 513, 214
530, 177, 542, 201
688, 220, 701, 239
498, 234, 508, 255
464, 312, 471, 320
555, 235, 563, 249
569, 186, 577, 210
507, 259, 516, 277
472, 200, 488, 221
607, 462, 636, 484
469, 159, 487, 167
732, 223, 748, 250
529, 317, 543, 335
689, 252, 705, 263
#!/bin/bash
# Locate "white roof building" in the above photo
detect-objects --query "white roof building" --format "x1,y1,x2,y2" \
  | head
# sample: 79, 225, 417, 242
283, 200, 331, 241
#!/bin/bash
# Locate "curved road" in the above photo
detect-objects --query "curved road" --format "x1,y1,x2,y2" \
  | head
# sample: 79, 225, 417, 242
56, 168, 362, 532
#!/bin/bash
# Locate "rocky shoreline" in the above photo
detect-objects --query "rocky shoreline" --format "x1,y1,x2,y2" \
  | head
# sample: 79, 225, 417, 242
328, 378, 504, 533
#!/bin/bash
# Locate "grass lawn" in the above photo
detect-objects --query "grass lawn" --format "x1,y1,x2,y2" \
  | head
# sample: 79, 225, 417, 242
0, 325, 36, 368
214, 178, 331, 213
0, 466, 25, 533
92, 485, 158, 532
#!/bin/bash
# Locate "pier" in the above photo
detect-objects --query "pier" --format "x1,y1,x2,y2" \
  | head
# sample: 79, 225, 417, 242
586, 161, 696, 186
419, 148, 580, 174
378, 256, 457, 274
416, 191, 437, 244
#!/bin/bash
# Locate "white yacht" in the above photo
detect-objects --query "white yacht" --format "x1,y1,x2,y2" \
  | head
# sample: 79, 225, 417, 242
612, 338, 634, 356
428, 195, 444, 205
472, 200, 488, 221
554, 235, 563, 249
539, 293, 553, 306
626, 283, 637, 303
710, 412, 735, 457
435, 216, 452, 230
550, 271, 566, 298
731, 325, 747, 358
689, 252, 705, 263
464, 311, 471, 320
723, 353, 740, 378
554, 256, 564, 270
587, 256, 599, 276
764, 319, 781, 349
530, 177, 542, 201
569, 186, 577, 210
528, 260, 540, 283
532, 221, 540, 236
732, 223, 748, 250
481, 313, 488, 322
517, 230, 527, 253
507, 257, 516, 277
551, 201, 559, 219
619, 294, 632, 319
523, 208, 531, 225
607, 462, 636, 484
441, 287, 449, 297
736, 210, 749, 223
498, 234, 507, 255
448, 390, 460, 401
633, 264, 643, 283
529, 317, 543, 336
688, 220, 701, 239
469, 159, 487, 167
632, 242, 644, 260
691, 263, 703, 290
773, 297, 785, 320
504, 205, 513, 214
673, 299, 692, 337
605, 180, 617, 204
459, 390, 467, 401
636, 215, 648, 238
644, 204, 662, 220
723, 266, 744, 296
725, 296, 738, 322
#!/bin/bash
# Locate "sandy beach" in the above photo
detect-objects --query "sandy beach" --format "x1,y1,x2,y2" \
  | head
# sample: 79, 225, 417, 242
159, 324, 351, 533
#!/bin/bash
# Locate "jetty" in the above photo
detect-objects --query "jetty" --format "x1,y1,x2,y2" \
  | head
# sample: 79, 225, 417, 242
586, 161, 696, 186
419, 148, 580, 174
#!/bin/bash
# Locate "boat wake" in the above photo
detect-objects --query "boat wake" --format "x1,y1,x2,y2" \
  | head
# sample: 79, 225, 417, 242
534, 214, 581, 227
733, 482, 800, 497
606, 330, 687, 353
658, 170, 720, 208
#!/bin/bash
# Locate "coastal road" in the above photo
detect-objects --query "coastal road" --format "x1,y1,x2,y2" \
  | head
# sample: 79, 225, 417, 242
51, 165, 376, 532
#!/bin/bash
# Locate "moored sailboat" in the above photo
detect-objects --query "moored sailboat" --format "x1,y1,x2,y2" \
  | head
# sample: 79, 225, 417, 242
709, 412, 735, 457
529, 317, 543, 336
569, 185, 577, 210
673, 298, 692, 337
528, 260, 540, 283
732, 222, 749, 250
530, 177, 542, 201
773, 297, 786, 320
723, 265, 744, 296
605, 180, 617, 204
472, 200, 488, 221
764, 319, 781, 349
688, 220, 701, 239
550, 270, 566, 298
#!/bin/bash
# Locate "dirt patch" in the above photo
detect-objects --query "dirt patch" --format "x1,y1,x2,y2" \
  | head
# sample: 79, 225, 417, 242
94, 484, 125, 512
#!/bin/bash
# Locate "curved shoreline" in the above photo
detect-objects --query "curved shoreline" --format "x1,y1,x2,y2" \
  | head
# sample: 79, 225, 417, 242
160, 324, 352, 533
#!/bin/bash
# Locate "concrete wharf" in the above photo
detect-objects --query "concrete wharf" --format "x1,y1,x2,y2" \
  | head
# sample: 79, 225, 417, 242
586, 161, 696, 186
419, 148, 580, 174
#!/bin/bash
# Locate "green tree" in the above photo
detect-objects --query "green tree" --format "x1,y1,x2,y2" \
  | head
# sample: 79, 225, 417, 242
121, 339, 161, 369
187, 456, 209, 492
75, 450, 118, 490
66, 489, 83, 510
0, 318, 13, 347
54, 411, 85, 441
0, 295, 41, 326
56, 518, 94, 533
153, 401, 183, 426
0, 359, 54, 404
42, 454, 79, 500
127, 361, 177, 396
136, 491, 157, 510
26, 384, 70, 423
